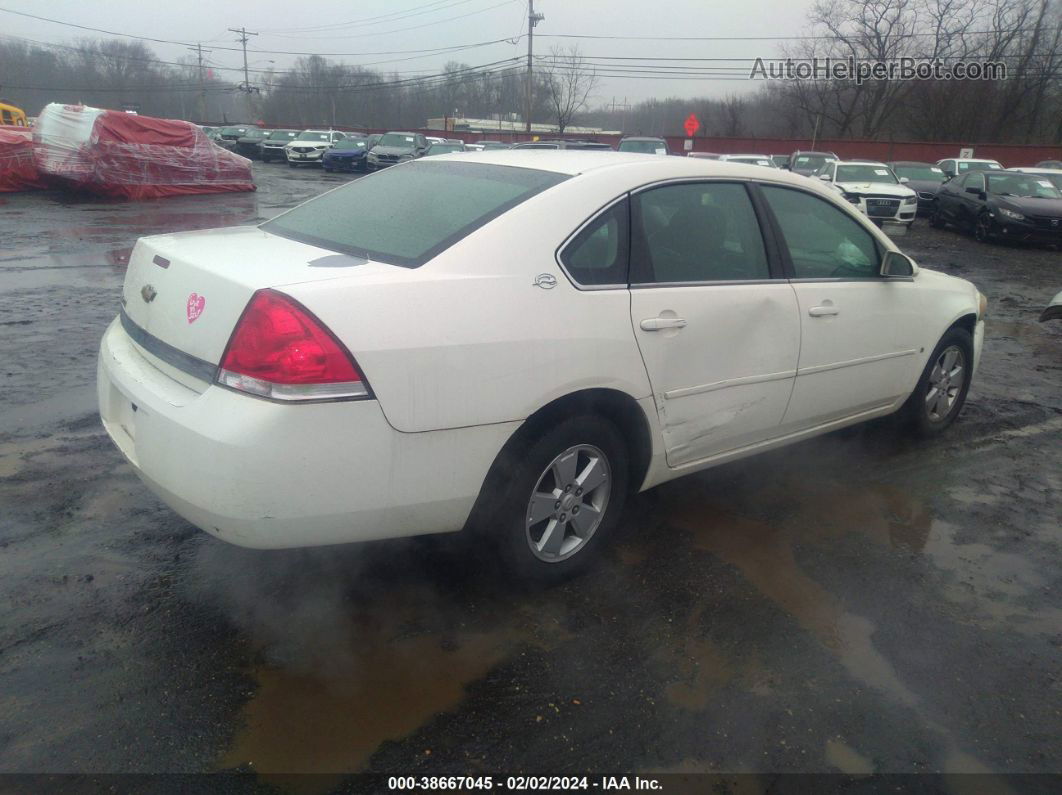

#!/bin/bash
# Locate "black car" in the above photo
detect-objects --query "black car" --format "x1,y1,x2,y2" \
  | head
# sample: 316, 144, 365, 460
931, 169, 1062, 245
1034, 159, 1062, 169
789, 150, 839, 175
233, 128, 271, 159
259, 129, 299, 163
215, 125, 249, 150
771, 154, 791, 169
888, 161, 947, 214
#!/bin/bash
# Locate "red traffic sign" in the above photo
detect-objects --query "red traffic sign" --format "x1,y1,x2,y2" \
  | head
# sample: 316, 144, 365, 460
683, 113, 700, 137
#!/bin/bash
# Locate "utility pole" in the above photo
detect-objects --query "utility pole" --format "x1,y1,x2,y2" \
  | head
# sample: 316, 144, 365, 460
525, 0, 544, 135
187, 43, 212, 122
228, 27, 258, 93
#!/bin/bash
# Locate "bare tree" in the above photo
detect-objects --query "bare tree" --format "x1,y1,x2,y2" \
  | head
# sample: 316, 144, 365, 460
542, 46, 598, 134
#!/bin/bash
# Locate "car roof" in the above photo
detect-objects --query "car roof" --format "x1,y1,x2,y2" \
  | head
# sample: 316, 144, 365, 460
424, 150, 840, 186
723, 154, 773, 159
1008, 167, 1062, 174
835, 160, 888, 166
888, 161, 934, 166
943, 157, 1001, 163
621, 136, 666, 141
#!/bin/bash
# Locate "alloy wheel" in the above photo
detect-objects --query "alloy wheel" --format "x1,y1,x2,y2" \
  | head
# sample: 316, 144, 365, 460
925, 345, 966, 422
525, 444, 611, 562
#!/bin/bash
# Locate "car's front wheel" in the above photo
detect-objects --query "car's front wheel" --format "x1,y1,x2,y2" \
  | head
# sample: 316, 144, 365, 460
489, 415, 629, 582
974, 211, 996, 243
900, 327, 974, 436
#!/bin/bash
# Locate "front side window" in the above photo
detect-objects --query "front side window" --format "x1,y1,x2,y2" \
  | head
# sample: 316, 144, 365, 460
560, 199, 629, 286
761, 186, 881, 279
263, 161, 567, 268
631, 182, 769, 284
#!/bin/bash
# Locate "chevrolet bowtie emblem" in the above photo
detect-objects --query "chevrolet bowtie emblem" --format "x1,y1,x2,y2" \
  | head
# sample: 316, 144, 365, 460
141, 284, 157, 303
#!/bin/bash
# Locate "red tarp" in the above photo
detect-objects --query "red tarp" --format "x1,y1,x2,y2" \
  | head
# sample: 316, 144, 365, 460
34, 103, 255, 200
0, 125, 46, 192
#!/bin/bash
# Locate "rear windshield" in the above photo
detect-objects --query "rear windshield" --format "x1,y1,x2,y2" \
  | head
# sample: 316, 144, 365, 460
262, 161, 568, 268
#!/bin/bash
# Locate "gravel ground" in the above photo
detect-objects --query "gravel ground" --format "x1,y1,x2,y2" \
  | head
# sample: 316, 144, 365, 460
0, 163, 1059, 785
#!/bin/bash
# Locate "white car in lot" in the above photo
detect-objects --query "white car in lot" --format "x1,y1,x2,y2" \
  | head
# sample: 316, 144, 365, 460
98, 153, 985, 580
718, 154, 777, 168
815, 160, 918, 228
285, 129, 346, 166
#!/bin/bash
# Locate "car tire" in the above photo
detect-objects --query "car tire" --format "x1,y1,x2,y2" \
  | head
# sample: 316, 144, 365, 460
899, 327, 974, 437
929, 205, 945, 228
974, 211, 995, 244
486, 415, 629, 583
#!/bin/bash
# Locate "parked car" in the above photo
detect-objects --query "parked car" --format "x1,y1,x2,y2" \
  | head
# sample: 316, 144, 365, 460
478, 141, 511, 151
771, 154, 791, 169
1007, 167, 1062, 191
718, 154, 777, 168
936, 158, 1003, 178
1034, 160, 1062, 169
285, 130, 347, 167
618, 137, 669, 155
426, 136, 447, 145
888, 161, 947, 214
322, 137, 370, 172
216, 126, 249, 150
687, 152, 721, 159
789, 151, 839, 176
233, 128, 272, 159
99, 153, 985, 580
260, 129, 299, 163
425, 141, 466, 156
931, 169, 1062, 244
367, 133, 382, 150
367, 131, 428, 169
511, 140, 612, 150
1041, 290, 1062, 321
815, 160, 917, 229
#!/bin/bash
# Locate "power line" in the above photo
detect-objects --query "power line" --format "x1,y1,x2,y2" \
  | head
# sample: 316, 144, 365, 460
257, 0, 477, 34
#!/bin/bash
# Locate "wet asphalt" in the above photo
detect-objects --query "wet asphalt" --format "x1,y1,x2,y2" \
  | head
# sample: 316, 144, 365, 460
0, 163, 1059, 784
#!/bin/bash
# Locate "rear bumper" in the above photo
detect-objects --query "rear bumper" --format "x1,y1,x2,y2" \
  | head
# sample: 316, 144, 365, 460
97, 318, 515, 549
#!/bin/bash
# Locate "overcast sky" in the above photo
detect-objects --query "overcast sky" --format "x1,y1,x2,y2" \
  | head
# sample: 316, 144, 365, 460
0, 0, 818, 105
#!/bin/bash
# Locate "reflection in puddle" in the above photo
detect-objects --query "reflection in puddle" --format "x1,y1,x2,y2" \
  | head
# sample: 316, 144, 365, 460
825, 738, 874, 774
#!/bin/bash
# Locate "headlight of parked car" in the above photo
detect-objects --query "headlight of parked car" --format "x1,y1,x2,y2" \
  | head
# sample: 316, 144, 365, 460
902, 195, 917, 205
841, 191, 861, 204
998, 207, 1025, 221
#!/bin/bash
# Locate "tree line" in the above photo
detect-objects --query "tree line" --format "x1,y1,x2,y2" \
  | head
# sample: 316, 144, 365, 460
1, 0, 1060, 143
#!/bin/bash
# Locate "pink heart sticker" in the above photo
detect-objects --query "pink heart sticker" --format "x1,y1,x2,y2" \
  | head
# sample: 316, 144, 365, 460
187, 293, 205, 323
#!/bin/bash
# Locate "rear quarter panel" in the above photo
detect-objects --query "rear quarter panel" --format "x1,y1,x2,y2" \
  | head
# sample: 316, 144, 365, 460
282, 171, 654, 433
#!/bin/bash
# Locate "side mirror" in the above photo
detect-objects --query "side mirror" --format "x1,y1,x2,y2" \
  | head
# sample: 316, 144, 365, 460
880, 250, 915, 277
818, 173, 832, 181
898, 176, 910, 184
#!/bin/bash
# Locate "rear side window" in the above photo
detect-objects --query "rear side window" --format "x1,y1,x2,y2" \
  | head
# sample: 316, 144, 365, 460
560, 199, 629, 286
631, 182, 769, 284
263, 161, 567, 268
761, 186, 881, 279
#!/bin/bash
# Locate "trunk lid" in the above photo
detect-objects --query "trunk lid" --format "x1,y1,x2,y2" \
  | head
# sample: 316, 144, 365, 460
121, 225, 371, 378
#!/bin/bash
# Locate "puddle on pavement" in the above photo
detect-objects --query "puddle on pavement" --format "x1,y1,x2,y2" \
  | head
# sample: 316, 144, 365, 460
988, 319, 1060, 358
825, 738, 874, 774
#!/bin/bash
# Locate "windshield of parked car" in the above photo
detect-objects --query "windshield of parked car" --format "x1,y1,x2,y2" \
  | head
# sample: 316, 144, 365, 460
331, 139, 366, 150
426, 143, 464, 155
619, 139, 667, 154
296, 131, 332, 142
729, 157, 773, 167
793, 154, 832, 171
378, 133, 416, 149
267, 130, 298, 140
835, 164, 898, 183
1029, 172, 1062, 189
220, 126, 246, 136
986, 173, 1062, 199
263, 161, 568, 268
241, 129, 269, 139
957, 160, 1002, 172
892, 164, 945, 181
481, 142, 510, 150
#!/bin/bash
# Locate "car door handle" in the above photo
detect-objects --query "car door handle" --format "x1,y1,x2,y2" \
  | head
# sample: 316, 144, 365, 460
808, 305, 839, 317
640, 317, 688, 331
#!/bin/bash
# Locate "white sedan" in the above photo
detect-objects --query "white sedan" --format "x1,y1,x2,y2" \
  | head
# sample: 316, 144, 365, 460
98, 153, 986, 580
814, 160, 919, 228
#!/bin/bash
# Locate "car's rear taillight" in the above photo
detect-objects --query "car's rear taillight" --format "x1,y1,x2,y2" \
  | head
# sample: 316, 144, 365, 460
217, 289, 369, 401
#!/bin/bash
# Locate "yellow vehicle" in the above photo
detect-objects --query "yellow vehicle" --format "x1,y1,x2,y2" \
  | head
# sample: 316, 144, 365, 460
0, 102, 29, 127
